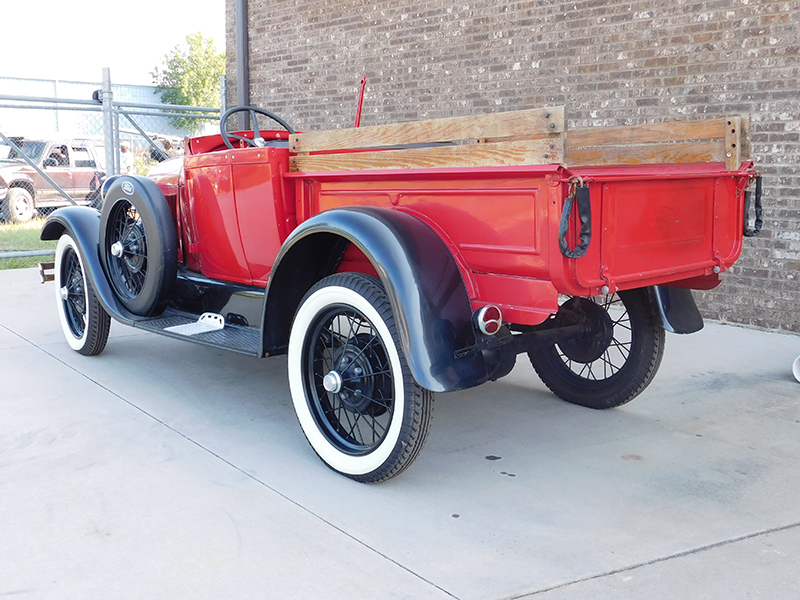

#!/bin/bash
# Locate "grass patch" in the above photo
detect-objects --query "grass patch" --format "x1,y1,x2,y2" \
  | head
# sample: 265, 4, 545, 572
0, 217, 56, 270
0, 217, 54, 251
0, 255, 48, 269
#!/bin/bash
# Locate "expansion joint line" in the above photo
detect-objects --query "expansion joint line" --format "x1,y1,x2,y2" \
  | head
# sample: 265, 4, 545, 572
505, 521, 800, 599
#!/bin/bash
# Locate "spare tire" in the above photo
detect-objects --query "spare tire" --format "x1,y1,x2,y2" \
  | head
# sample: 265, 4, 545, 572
100, 176, 177, 316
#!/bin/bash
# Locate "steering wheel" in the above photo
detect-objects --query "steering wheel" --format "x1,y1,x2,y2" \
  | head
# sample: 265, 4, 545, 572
220, 106, 296, 149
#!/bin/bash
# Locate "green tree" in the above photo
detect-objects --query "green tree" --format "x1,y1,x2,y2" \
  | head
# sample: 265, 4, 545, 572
151, 32, 225, 133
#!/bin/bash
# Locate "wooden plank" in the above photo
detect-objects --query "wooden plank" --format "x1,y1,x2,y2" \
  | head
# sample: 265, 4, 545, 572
568, 118, 729, 149
290, 138, 564, 172
566, 140, 725, 167
740, 116, 751, 163
290, 107, 565, 153
725, 116, 742, 170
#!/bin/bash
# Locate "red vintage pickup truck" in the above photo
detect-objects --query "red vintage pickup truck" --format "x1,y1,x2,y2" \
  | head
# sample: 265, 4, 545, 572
41, 105, 761, 482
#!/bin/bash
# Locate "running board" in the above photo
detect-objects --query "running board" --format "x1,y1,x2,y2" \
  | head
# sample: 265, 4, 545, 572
132, 307, 261, 356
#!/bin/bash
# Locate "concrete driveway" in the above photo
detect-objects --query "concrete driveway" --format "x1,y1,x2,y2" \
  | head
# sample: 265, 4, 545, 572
1, 266, 799, 599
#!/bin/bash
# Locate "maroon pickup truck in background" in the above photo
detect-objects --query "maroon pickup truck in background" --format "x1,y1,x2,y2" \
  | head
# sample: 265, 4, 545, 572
0, 137, 104, 222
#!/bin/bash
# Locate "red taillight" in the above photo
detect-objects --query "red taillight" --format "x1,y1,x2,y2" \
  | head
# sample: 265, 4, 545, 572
475, 305, 502, 336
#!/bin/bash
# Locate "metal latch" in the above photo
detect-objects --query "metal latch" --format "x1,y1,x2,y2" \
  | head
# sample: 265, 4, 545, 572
558, 176, 592, 258
743, 174, 763, 237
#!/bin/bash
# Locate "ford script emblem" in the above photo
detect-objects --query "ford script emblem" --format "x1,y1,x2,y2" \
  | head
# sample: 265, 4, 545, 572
121, 181, 135, 195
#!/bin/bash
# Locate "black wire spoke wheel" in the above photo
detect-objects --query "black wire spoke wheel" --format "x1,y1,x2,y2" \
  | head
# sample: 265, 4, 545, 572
528, 288, 665, 409
62, 247, 88, 338
289, 273, 433, 483
308, 309, 394, 454
54, 234, 110, 356
105, 200, 149, 301
557, 294, 631, 380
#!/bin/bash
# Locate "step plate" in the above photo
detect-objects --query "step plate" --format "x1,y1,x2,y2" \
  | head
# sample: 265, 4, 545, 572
135, 309, 260, 356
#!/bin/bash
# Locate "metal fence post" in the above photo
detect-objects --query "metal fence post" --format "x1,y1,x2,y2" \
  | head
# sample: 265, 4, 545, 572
114, 111, 121, 172
102, 68, 116, 175
235, 0, 250, 129
53, 79, 60, 132
220, 75, 228, 115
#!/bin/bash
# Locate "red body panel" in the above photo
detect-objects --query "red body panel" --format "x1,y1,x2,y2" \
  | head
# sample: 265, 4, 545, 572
154, 132, 753, 327
561, 163, 748, 298
287, 165, 566, 324
173, 140, 296, 286
288, 162, 751, 325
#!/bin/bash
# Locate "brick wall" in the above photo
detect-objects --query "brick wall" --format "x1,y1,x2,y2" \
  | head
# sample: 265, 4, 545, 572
226, 0, 800, 333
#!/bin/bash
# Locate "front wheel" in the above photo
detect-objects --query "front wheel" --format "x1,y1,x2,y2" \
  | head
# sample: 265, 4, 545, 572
528, 288, 665, 409
2, 188, 35, 223
288, 273, 434, 483
54, 234, 111, 356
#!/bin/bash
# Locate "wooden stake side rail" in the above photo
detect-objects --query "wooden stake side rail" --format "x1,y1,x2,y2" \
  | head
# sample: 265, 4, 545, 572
290, 107, 566, 152
288, 108, 749, 173
290, 139, 565, 172
568, 116, 749, 171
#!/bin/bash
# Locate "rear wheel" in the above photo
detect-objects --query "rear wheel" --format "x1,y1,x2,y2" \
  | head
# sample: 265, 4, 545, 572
288, 273, 433, 483
528, 288, 665, 409
54, 234, 110, 356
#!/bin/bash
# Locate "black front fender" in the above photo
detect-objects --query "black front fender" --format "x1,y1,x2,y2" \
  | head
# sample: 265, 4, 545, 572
41, 206, 136, 324
264, 207, 488, 392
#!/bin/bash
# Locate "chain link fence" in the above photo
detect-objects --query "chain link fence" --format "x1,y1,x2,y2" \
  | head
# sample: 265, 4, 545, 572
0, 72, 221, 269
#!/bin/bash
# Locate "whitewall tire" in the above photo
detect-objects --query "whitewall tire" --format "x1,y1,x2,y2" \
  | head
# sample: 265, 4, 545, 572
288, 273, 433, 483
54, 234, 110, 356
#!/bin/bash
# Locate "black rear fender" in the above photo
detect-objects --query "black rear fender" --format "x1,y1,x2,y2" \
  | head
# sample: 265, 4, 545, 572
264, 207, 488, 392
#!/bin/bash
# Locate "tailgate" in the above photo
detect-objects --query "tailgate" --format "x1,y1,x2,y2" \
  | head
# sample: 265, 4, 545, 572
553, 163, 751, 295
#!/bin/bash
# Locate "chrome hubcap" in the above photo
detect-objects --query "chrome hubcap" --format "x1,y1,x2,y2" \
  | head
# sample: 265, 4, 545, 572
323, 371, 343, 394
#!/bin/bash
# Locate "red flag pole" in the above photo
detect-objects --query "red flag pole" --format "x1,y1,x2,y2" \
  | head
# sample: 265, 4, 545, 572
354, 74, 367, 128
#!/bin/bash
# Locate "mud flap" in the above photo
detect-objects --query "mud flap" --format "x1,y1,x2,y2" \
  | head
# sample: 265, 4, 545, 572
652, 286, 704, 334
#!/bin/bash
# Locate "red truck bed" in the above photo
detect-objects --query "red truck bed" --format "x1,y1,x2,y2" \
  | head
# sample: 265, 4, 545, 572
286, 109, 755, 326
